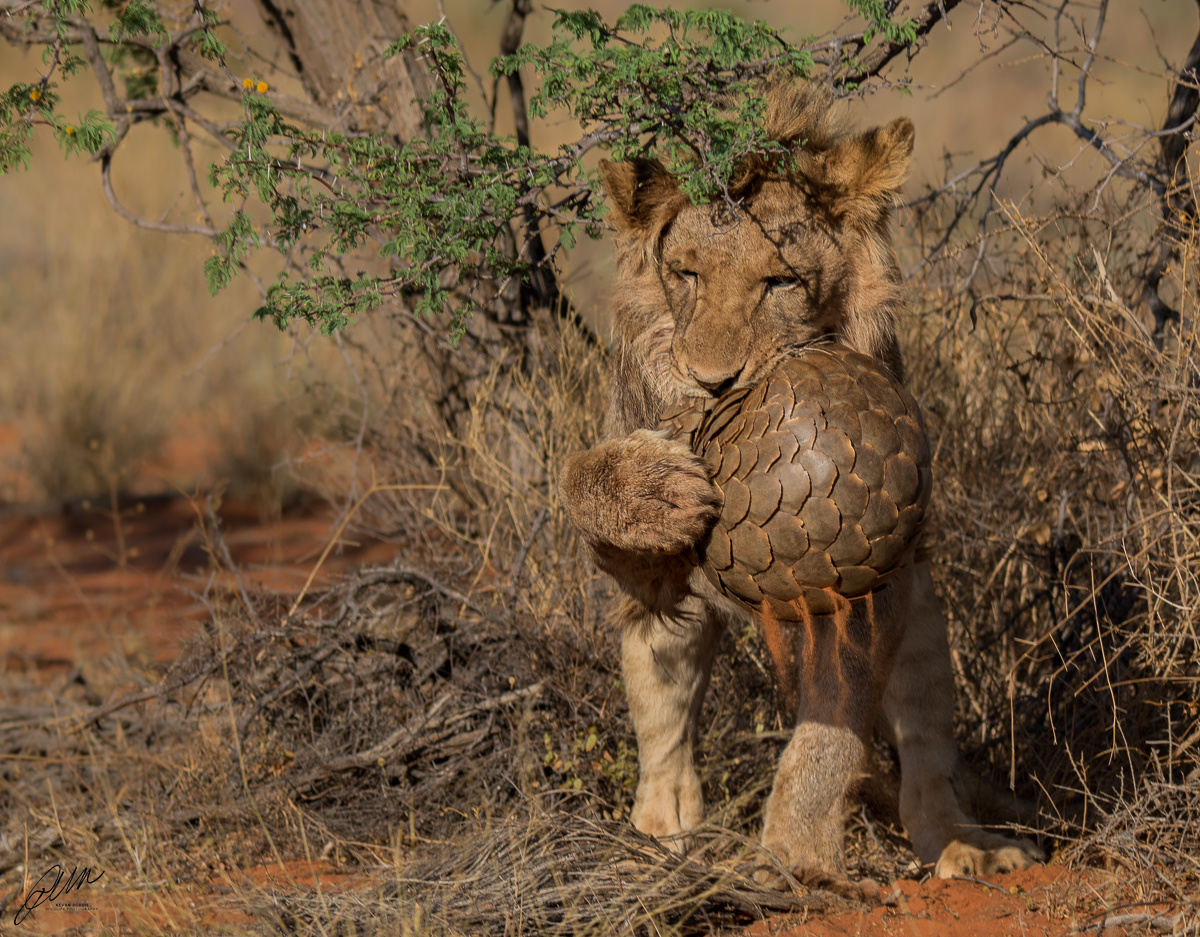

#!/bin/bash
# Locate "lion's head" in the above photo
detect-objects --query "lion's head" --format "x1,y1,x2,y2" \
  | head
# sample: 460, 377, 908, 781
601, 82, 915, 436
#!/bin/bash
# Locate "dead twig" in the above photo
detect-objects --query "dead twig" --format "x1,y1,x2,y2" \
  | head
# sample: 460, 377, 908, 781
285, 478, 449, 619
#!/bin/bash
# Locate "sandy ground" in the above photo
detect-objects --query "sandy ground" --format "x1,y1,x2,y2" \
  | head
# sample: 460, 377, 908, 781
0, 482, 394, 684
745, 865, 1161, 937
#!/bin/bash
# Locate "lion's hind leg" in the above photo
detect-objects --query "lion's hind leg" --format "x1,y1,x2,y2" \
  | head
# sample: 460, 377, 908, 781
758, 592, 900, 888
881, 561, 1044, 877
759, 720, 867, 883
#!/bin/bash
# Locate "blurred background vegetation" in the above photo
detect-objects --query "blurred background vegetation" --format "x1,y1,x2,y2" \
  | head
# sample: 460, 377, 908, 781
1, 0, 1190, 509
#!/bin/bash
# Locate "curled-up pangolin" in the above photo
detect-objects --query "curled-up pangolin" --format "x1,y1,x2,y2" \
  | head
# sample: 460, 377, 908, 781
659, 343, 933, 618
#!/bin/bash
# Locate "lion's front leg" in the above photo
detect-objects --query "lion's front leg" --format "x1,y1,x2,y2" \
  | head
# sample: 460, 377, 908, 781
880, 561, 1044, 877
560, 429, 720, 614
619, 593, 725, 849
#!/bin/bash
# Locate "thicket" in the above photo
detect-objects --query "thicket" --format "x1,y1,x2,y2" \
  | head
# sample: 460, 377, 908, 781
2, 0, 1200, 933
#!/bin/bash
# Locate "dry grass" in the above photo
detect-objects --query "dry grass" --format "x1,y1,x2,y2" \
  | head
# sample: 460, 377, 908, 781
11, 261, 175, 500
3, 207, 1197, 933
0, 51, 343, 509
258, 815, 848, 936
904, 183, 1200, 894
0, 201, 320, 506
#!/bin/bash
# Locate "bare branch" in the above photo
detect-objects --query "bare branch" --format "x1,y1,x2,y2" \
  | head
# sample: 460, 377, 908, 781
101, 154, 218, 236
914, 111, 1058, 266
73, 17, 122, 115
1073, 0, 1108, 120
168, 99, 239, 151
491, 0, 599, 344
912, 0, 1169, 281
500, 0, 533, 149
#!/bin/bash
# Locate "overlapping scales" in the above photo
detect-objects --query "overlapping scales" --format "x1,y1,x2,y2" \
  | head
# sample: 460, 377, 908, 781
659, 344, 932, 617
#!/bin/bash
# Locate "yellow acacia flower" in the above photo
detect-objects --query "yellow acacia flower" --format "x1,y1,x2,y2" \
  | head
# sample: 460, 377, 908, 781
65, 125, 76, 135
242, 77, 253, 89
29, 90, 42, 102
256, 81, 269, 94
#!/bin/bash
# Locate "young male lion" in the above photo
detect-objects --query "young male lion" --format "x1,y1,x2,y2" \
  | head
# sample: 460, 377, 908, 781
560, 82, 1042, 885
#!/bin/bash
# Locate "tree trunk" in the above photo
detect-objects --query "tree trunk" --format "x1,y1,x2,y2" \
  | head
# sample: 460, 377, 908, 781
254, 0, 431, 141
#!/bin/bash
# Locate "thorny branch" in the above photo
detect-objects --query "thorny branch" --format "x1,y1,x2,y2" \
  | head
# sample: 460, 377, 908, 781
834, 0, 966, 82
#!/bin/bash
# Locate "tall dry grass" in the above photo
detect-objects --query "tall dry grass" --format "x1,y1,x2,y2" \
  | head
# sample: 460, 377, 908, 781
0, 57, 348, 509
903, 177, 1200, 887
0, 191, 351, 508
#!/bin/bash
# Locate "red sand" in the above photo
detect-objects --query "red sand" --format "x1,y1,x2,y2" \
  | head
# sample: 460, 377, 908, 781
745, 865, 1152, 937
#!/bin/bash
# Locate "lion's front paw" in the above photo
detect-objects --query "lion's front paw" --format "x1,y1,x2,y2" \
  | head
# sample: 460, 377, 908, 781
933, 838, 1044, 878
562, 429, 720, 555
630, 771, 703, 852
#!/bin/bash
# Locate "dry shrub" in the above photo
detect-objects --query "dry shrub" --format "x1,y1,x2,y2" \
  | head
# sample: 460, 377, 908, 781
0, 648, 227, 929
13, 285, 173, 500
327, 308, 614, 630
0, 168, 333, 506
0, 553, 856, 935
211, 396, 318, 516
904, 182, 1200, 884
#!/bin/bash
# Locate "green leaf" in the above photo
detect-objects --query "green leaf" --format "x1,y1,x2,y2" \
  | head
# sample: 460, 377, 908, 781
110, 0, 168, 43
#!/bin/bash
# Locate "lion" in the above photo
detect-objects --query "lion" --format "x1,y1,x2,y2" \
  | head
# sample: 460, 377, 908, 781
559, 81, 1043, 887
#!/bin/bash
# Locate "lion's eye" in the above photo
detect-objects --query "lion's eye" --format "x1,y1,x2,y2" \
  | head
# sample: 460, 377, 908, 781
765, 275, 803, 292
675, 268, 698, 283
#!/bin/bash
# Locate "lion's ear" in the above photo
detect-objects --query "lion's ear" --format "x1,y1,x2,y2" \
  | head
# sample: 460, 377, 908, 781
600, 158, 682, 234
819, 117, 915, 224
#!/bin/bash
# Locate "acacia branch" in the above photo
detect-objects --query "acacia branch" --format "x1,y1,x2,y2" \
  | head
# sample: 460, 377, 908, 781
168, 99, 239, 151
170, 47, 342, 128
838, 0, 965, 82
485, 0, 598, 344
101, 154, 218, 236
2, 11, 341, 136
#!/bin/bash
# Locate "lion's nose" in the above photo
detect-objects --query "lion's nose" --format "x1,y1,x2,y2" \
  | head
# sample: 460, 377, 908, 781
688, 364, 742, 396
